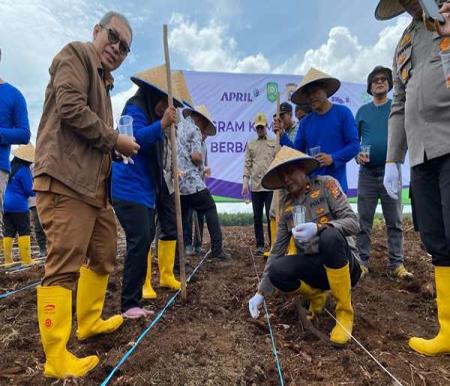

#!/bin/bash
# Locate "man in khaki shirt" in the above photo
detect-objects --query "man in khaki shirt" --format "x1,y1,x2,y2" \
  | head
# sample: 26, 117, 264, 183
377, 0, 450, 357
242, 112, 276, 255
34, 12, 139, 379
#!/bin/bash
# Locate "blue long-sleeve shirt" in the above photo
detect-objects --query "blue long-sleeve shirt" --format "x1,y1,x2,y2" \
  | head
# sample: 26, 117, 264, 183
112, 103, 163, 208
280, 104, 359, 192
0, 83, 31, 173
3, 165, 35, 213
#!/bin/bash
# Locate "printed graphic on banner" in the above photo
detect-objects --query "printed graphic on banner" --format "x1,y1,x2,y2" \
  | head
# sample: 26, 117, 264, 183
183, 70, 410, 200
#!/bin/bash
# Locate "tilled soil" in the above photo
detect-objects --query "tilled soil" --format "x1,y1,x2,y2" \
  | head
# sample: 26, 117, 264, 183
0, 221, 449, 385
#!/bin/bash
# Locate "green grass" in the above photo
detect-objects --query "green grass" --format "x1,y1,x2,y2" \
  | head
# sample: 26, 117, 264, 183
215, 188, 411, 205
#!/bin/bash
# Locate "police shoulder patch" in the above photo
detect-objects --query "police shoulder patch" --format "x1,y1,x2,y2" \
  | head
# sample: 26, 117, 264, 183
325, 179, 342, 200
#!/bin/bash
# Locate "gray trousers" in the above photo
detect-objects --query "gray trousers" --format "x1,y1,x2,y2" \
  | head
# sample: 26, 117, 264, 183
0, 170, 9, 239
356, 166, 404, 269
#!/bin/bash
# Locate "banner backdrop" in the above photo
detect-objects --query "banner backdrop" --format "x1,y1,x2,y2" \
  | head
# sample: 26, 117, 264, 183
183, 70, 410, 199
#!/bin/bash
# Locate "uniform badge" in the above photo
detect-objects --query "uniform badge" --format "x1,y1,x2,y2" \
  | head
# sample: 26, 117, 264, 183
319, 216, 329, 224
399, 33, 412, 49
440, 38, 450, 53
325, 180, 342, 200
316, 207, 325, 215
401, 67, 409, 82
310, 190, 320, 199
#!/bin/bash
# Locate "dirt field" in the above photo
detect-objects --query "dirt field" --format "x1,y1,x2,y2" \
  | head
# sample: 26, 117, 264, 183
1, 221, 450, 385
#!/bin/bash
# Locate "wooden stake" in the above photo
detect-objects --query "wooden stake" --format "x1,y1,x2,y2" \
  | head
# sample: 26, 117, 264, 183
163, 24, 187, 299
274, 92, 281, 223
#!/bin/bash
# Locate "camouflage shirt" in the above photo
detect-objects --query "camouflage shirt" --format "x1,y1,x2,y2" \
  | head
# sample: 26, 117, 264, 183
258, 175, 360, 296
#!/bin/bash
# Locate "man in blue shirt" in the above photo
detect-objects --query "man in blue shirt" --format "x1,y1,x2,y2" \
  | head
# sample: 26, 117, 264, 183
275, 68, 359, 194
0, 48, 32, 253
356, 65, 412, 280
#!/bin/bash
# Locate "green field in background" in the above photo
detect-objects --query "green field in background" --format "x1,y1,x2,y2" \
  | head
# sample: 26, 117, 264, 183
213, 188, 411, 205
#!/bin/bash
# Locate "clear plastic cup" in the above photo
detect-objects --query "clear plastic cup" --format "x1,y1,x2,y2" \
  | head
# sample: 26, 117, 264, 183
308, 146, 321, 157
117, 115, 134, 164
439, 50, 450, 89
293, 205, 306, 227
360, 145, 371, 163
118, 115, 133, 137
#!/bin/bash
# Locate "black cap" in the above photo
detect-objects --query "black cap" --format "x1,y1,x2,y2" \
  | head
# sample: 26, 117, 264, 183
279, 102, 293, 114
367, 65, 393, 96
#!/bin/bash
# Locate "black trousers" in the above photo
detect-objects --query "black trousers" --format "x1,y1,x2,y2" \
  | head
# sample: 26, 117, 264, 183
114, 200, 156, 312
3, 212, 30, 237
410, 154, 450, 266
181, 189, 223, 256
269, 227, 361, 292
251, 191, 273, 248
184, 208, 204, 248
30, 206, 47, 252
156, 182, 177, 241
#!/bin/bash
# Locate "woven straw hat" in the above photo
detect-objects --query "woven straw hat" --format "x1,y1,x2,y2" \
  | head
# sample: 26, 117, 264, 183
291, 67, 340, 105
131, 65, 184, 107
173, 71, 194, 108
375, 0, 405, 20
182, 105, 216, 136
261, 146, 320, 190
12, 144, 35, 163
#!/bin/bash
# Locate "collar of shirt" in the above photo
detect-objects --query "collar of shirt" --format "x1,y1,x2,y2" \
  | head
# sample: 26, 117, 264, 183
87, 43, 115, 92
257, 135, 267, 140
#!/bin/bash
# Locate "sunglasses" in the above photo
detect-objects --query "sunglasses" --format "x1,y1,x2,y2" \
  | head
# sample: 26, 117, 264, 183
99, 24, 130, 56
372, 76, 388, 84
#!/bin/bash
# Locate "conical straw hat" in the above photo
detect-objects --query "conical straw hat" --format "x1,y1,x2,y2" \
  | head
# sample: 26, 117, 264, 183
375, 0, 405, 20
261, 146, 320, 190
291, 67, 340, 105
12, 143, 35, 163
131, 65, 184, 107
182, 105, 216, 136
173, 71, 194, 108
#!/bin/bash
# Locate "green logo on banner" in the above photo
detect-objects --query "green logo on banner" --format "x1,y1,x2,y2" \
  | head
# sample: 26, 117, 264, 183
266, 82, 279, 102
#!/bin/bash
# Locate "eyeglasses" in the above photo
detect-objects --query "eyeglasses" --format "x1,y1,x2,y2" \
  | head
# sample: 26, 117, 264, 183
99, 24, 130, 56
372, 76, 388, 84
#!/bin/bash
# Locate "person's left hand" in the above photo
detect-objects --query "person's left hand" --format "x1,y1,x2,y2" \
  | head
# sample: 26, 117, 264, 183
315, 153, 333, 167
436, 3, 450, 36
204, 167, 212, 177
291, 223, 318, 242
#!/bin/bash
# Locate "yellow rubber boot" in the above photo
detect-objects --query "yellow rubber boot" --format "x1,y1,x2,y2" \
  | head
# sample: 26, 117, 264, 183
3, 236, 14, 266
297, 281, 329, 319
37, 285, 99, 378
264, 219, 277, 257
18, 235, 35, 265
76, 266, 124, 341
158, 240, 181, 290
287, 237, 297, 256
409, 266, 450, 356
142, 249, 157, 299
326, 264, 354, 345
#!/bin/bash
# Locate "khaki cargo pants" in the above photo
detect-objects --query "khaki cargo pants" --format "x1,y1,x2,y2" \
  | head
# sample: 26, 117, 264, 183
36, 192, 117, 289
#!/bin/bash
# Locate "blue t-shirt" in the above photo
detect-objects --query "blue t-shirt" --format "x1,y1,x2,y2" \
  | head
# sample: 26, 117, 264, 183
0, 83, 31, 173
3, 165, 35, 213
112, 103, 163, 209
280, 104, 359, 193
355, 100, 391, 167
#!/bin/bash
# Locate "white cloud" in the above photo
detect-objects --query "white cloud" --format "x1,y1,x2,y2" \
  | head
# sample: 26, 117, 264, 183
169, 13, 410, 84
0, 0, 97, 137
288, 17, 412, 82
168, 14, 271, 73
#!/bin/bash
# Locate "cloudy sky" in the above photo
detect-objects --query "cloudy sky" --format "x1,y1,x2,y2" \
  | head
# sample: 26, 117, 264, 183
0, 0, 411, 139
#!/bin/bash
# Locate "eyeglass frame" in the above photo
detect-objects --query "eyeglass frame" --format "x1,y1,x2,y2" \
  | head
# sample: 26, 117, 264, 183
98, 24, 131, 56
371, 76, 388, 84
